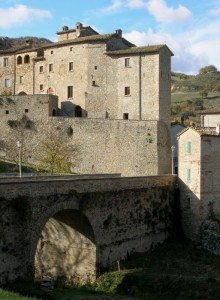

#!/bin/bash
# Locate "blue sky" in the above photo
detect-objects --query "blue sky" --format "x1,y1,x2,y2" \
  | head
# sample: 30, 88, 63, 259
0, 0, 220, 74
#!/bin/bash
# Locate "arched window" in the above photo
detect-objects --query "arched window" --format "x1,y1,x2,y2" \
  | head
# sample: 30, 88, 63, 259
75, 105, 82, 117
24, 55, 30, 64
18, 91, 27, 95
17, 56, 22, 65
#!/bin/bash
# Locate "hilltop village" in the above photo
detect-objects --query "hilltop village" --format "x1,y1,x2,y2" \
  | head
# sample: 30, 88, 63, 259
0, 22, 173, 176
1, 22, 220, 290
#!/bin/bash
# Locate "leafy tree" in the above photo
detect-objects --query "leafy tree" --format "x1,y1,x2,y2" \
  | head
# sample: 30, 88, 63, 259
199, 90, 208, 99
199, 65, 217, 75
36, 134, 77, 175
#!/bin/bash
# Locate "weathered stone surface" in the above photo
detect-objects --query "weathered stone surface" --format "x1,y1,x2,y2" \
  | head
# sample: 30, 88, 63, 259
0, 174, 176, 284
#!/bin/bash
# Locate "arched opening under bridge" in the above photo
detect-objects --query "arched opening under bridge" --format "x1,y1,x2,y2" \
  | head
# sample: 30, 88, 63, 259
35, 209, 96, 285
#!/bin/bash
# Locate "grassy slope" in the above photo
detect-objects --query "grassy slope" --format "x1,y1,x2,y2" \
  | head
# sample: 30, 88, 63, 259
3, 238, 220, 300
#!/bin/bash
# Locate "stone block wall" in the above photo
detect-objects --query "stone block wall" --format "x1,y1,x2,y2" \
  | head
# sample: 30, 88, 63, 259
0, 175, 176, 283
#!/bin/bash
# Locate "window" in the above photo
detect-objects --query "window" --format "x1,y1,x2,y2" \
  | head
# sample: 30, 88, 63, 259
25, 109, 28, 113
123, 113, 129, 120
24, 55, 30, 64
69, 62, 73, 71
5, 110, 9, 114
49, 64, 53, 72
92, 80, 96, 86
67, 86, 73, 98
39, 66, 44, 73
20, 76, 24, 84
125, 86, 130, 96
187, 168, 191, 182
94, 66, 97, 70
40, 84, 43, 91
3, 58, 8, 67
125, 58, 130, 67
70, 47, 73, 51
187, 141, 191, 154
17, 56, 22, 65
5, 79, 10, 88
51, 50, 53, 54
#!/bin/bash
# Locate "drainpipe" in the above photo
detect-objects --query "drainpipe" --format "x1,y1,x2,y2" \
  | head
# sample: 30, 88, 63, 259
139, 55, 142, 120
13, 54, 16, 95
33, 60, 35, 94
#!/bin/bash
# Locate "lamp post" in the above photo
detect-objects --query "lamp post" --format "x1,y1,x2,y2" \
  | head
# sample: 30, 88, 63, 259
16, 140, 22, 177
171, 145, 175, 175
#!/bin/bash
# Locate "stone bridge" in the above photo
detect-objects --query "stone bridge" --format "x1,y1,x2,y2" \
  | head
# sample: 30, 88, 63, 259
0, 174, 176, 284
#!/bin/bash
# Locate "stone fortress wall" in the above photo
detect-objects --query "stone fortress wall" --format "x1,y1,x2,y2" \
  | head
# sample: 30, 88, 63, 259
0, 95, 171, 176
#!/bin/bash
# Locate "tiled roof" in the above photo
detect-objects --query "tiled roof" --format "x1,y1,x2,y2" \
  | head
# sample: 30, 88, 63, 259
106, 44, 174, 56
177, 126, 220, 137
43, 33, 116, 49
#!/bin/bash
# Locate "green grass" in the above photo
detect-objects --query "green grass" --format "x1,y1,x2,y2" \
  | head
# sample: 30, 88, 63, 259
3, 238, 220, 299
0, 160, 35, 174
0, 288, 40, 300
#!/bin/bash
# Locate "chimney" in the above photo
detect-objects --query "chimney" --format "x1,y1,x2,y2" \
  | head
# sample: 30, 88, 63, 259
216, 124, 220, 135
76, 22, 83, 32
115, 29, 122, 38
26, 39, 33, 48
62, 25, 69, 31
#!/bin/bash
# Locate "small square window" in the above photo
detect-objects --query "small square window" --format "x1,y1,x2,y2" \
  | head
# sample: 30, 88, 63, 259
94, 66, 97, 70
125, 58, 130, 67
5, 110, 9, 114
69, 62, 73, 71
92, 80, 96, 86
125, 86, 130, 96
20, 76, 24, 84
40, 84, 43, 91
49, 64, 53, 72
70, 47, 73, 51
123, 113, 129, 120
51, 50, 53, 54
39, 66, 44, 73
25, 109, 28, 113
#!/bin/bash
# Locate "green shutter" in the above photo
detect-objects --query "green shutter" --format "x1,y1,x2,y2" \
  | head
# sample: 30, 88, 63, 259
187, 169, 191, 181
187, 141, 191, 154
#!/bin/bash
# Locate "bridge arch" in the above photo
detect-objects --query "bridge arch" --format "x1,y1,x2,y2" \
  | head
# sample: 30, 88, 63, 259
30, 201, 96, 284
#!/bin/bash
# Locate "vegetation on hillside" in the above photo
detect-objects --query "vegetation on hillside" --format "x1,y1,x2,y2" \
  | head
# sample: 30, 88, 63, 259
171, 65, 220, 124
0, 36, 53, 49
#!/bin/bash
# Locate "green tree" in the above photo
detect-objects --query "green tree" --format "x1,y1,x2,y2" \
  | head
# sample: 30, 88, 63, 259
199, 65, 217, 75
36, 135, 77, 175
199, 90, 208, 99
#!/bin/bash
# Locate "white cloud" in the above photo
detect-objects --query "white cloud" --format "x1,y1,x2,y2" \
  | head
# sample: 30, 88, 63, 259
123, 28, 210, 74
127, 0, 192, 24
126, 0, 147, 8
0, 5, 52, 29
101, 0, 123, 14
209, 6, 220, 16
147, 0, 192, 24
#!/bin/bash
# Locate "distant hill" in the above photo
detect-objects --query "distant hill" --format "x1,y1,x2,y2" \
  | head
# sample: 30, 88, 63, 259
171, 70, 220, 125
171, 71, 220, 93
0, 36, 53, 49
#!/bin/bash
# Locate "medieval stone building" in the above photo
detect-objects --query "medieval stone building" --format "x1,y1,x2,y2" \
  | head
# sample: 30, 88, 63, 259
0, 22, 173, 176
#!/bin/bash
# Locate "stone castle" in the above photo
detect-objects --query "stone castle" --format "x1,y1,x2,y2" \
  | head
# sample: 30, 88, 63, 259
0, 22, 173, 176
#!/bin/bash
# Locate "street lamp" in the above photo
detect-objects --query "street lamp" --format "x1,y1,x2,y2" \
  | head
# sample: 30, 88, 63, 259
16, 140, 22, 177
171, 145, 175, 175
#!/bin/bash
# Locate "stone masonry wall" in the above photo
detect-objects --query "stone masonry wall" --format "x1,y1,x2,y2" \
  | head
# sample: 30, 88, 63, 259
0, 95, 171, 176
0, 175, 176, 283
